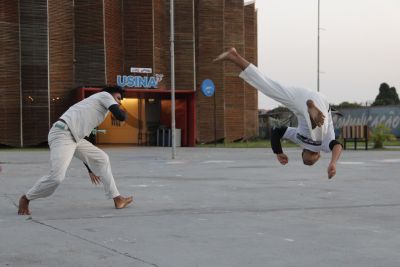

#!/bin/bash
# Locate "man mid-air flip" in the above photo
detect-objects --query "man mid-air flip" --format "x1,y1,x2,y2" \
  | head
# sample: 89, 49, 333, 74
18, 86, 133, 215
214, 48, 342, 179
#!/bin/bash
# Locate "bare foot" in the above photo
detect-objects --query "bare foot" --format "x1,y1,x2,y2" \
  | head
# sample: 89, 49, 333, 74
307, 100, 325, 128
213, 47, 238, 62
114, 195, 133, 209
18, 195, 31, 215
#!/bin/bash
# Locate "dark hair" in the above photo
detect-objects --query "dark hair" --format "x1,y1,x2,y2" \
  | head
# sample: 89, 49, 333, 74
102, 85, 124, 99
302, 148, 317, 156
302, 149, 319, 166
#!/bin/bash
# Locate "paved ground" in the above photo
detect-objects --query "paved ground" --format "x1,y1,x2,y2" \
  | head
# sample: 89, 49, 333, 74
1, 147, 400, 267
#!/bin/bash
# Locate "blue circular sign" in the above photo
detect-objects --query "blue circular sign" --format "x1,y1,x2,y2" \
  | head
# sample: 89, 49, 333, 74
201, 79, 215, 97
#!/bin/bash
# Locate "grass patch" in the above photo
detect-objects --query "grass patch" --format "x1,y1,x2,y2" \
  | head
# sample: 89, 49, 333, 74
197, 139, 400, 149
341, 139, 400, 149
0, 144, 49, 151
197, 139, 298, 148
384, 140, 400, 146
1, 140, 399, 150
0, 147, 49, 151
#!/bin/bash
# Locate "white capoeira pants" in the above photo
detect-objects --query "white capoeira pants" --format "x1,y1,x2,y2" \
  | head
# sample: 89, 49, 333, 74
239, 64, 310, 114
26, 122, 120, 200
239, 63, 330, 141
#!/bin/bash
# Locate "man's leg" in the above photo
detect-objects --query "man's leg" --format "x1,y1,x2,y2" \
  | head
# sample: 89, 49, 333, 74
214, 47, 298, 111
214, 47, 325, 126
307, 100, 325, 128
74, 139, 133, 209
18, 129, 77, 215
213, 47, 250, 70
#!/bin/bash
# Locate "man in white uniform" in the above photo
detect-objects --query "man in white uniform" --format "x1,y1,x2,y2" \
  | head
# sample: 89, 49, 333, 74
18, 86, 133, 215
214, 48, 342, 179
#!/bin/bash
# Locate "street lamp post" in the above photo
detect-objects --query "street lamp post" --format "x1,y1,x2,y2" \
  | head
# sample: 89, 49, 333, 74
170, 0, 176, 159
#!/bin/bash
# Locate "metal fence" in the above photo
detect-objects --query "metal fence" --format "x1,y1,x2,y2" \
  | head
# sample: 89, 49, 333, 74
258, 110, 297, 139
333, 106, 400, 137
259, 105, 400, 139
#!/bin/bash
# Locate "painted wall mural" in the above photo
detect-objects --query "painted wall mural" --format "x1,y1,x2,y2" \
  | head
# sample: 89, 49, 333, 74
333, 106, 400, 137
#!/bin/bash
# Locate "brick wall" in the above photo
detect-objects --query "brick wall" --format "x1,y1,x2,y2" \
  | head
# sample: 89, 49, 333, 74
0, 0, 21, 146
123, 0, 153, 76
196, 0, 225, 142
20, 0, 49, 145
244, 3, 258, 138
0, 0, 258, 146
174, 0, 195, 90
104, 0, 123, 85
49, 0, 74, 123
153, 0, 170, 89
74, 0, 106, 87
223, 0, 245, 142
196, 0, 257, 143
153, 0, 195, 90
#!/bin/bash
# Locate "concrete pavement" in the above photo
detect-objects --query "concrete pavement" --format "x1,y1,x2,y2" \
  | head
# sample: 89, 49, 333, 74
1, 147, 400, 267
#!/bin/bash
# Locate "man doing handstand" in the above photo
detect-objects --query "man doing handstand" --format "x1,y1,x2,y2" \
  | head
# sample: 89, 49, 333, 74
214, 48, 342, 179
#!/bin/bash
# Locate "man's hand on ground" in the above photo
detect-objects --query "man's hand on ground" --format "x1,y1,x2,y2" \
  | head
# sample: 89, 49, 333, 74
276, 153, 289, 165
89, 172, 102, 185
327, 163, 336, 179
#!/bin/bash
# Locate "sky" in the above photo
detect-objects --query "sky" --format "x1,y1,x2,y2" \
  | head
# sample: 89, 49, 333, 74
251, 0, 400, 109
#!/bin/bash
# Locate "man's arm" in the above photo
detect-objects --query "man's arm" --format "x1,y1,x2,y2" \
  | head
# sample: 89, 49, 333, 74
83, 162, 101, 185
109, 104, 126, 121
271, 127, 289, 165
327, 140, 343, 179
271, 126, 287, 154
83, 162, 92, 173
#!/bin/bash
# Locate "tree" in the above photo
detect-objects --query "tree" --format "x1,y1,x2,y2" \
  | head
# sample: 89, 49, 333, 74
331, 101, 363, 109
372, 83, 400, 106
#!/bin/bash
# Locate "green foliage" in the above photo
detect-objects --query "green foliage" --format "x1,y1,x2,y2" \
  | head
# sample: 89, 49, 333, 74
332, 101, 363, 109
195, 139, 400, 149
372, 83, 400, 106
371, 124, 396, 148
268, 106, 291, 114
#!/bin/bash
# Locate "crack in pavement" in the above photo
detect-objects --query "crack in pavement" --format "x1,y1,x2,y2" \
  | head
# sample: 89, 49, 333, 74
1, 194, 159, 266
2, 193, 19, 208
0, 161, 49, 165
38, 202, 400, 222
29, 218, 160, 267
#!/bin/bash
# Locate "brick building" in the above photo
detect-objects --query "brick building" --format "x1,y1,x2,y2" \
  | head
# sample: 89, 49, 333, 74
0, 0, 258, 147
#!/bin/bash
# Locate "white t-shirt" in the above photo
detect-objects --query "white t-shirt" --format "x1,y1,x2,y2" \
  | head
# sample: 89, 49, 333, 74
239, 64, 334, 153
60, 92, 117, 142
283, 111, 335, 153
